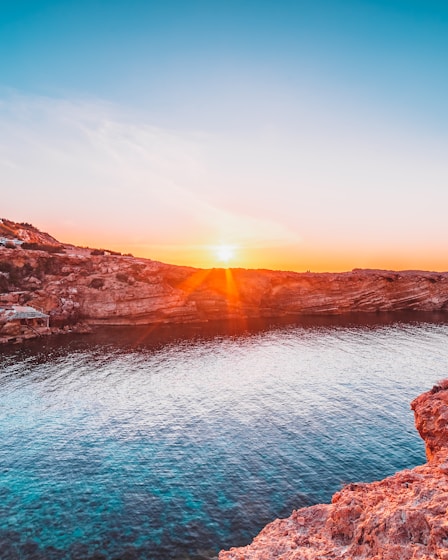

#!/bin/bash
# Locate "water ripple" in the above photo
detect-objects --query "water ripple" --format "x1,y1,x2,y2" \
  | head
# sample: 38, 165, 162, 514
0, 315, 447, 558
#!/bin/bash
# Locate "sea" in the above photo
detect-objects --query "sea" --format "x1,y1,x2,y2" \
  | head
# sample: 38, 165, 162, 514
1, 312, 447, 559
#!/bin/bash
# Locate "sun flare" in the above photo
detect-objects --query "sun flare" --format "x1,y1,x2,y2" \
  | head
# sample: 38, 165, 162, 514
214, 244, 236, 265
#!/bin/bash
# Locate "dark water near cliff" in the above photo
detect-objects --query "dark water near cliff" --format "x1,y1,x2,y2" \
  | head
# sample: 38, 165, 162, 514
1, 312, 448, 559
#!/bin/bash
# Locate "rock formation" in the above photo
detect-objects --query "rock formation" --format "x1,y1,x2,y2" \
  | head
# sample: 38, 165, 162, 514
1, 219, 448, 343
219, 382, 448, 560
0, 218, 61, 246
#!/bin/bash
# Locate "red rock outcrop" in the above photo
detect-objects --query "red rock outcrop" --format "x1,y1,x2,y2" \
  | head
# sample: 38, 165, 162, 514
1, 220, 448, 340
2, 246, 448, 329
219, 382, 448, 560
0, 218, 61, 246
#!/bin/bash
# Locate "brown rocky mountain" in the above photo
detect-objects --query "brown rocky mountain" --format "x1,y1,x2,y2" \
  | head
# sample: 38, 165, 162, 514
220, 381, 448, 560
1, 219, 448, 341
0, 218, 61, 246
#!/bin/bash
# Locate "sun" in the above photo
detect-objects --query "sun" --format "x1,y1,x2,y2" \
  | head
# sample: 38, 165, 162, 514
214, 244, 236, 265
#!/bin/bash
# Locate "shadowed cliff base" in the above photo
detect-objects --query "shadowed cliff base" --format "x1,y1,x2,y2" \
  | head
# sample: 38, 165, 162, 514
2, 311, 447, 356
220, 381, 448, 560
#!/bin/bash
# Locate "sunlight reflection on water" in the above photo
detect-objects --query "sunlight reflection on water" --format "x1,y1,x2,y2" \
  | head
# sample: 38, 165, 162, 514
0, 315, 448, 558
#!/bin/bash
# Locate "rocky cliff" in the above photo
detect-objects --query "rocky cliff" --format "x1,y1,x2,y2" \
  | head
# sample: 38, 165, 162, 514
1, 220, 448, 336
219, 381, 448, 560
0, 218, 61, 246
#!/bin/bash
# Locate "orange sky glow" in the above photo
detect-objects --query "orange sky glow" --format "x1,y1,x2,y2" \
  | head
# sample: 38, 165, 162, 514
49, 224, 448, 273
2, 2, 448, 273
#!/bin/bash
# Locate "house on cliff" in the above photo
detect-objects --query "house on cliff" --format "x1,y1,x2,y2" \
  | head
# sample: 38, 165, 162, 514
0, 237, 24, 247
0, 305, 50, 340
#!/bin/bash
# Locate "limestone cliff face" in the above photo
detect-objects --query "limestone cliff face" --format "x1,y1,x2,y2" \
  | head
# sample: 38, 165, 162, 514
219, 382, 448, 560
2, 245, 448, 329
1, 219, 448, 330
411, 380, 448, 463
0, 218, 61, 246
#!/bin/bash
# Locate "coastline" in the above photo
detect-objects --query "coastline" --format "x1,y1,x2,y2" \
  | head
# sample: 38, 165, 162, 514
2, 241, 448, 345
2, 307, 448, 347
220, 381, 448, 559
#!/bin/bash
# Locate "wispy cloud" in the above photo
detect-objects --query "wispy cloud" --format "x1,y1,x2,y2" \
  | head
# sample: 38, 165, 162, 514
2, 88, 448, 270
0, 91, 300, 253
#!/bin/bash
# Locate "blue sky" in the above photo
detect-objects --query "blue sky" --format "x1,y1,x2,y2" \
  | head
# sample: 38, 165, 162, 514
3, 0, 448, 129
1, 0, 448, 270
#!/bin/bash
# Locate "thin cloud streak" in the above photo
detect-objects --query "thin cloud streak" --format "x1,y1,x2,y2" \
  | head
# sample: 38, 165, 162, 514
0, 92, 301, 259
1, 89, 448, 270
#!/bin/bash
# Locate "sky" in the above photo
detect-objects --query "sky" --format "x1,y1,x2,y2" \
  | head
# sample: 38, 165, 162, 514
1, 0, 448, 271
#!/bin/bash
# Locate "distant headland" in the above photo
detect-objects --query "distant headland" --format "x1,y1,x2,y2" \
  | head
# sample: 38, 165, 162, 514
1, 218, 448, 344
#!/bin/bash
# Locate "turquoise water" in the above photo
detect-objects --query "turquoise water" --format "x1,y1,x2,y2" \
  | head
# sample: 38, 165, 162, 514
1, 314, 447, 559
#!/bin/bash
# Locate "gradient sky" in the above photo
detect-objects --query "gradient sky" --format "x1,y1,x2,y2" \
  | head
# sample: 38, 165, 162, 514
1, 0, 448, 271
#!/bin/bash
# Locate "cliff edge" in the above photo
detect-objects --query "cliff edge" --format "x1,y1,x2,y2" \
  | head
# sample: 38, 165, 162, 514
2, 219, 448, 343
219, 382, 448, 560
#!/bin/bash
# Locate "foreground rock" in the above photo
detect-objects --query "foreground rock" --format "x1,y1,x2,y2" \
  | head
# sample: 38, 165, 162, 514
1, 219, 448, 343
220, 381, 448, 560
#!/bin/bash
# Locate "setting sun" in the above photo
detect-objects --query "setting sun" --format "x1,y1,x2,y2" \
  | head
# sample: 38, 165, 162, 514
214, 244, 236, 265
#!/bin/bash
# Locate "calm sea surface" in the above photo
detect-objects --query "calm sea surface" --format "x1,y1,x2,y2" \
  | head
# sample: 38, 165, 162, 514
1, 313, 448, 559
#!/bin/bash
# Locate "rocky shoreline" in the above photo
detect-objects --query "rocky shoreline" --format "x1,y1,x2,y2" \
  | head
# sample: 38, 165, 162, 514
3, 221, 448, 558
219, 381, 448, 559
0, 322, 92, 346
2, 245, 448, 343
1, 219, 448, 344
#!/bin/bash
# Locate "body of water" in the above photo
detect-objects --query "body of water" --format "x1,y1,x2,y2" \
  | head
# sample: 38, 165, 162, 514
1, 313, 447, 559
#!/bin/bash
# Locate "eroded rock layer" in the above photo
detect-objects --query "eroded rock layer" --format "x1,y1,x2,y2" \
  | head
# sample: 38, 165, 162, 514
219, 382, 448, 560
2, 247, 448, 328
1, 220, 448, 339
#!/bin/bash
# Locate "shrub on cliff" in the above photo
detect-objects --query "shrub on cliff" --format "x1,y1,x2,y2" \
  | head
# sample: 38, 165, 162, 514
0, 262, 21, 287
89, 278, 105, 289
116, 273, 129, 283
0, 262, 13, 274
0, 273, 9, 292
21, 242, 64, 253
90, 248, 122, 256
